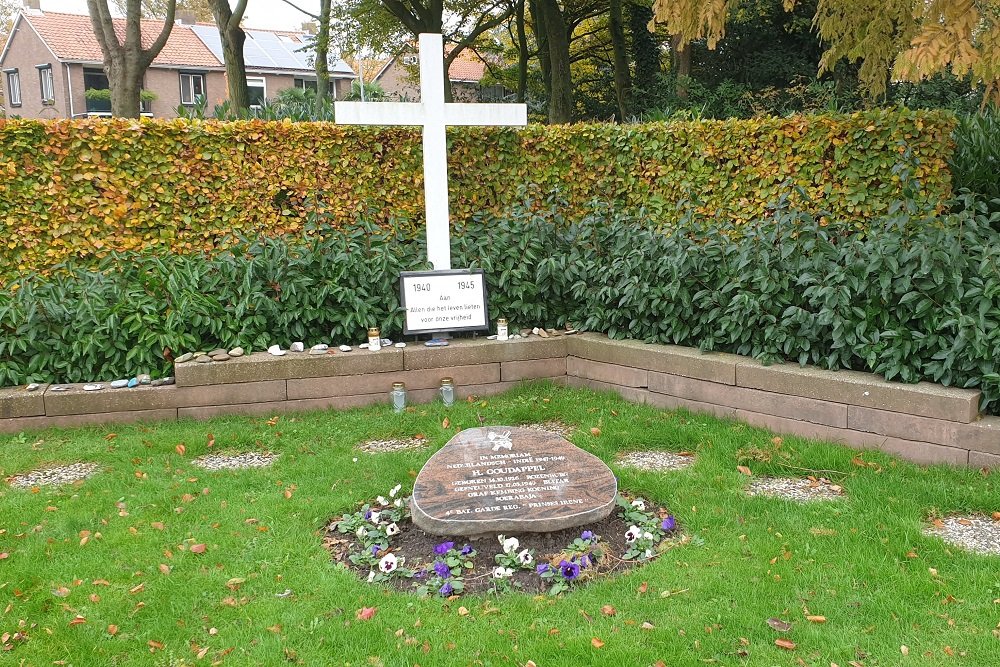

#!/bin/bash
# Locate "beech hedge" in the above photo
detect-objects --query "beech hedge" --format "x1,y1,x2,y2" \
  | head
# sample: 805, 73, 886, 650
3, 191, 1000, 415
0, 109, 954, 276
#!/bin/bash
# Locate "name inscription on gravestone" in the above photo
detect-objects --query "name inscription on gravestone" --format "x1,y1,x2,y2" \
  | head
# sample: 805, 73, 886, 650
411, 427, 617, 536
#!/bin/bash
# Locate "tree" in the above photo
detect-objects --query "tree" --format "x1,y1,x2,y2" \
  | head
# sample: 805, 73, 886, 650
649, 0, 1000, 105
608, 0, 631, 118
206, 0, 250, 111
280, 0, 333, 109
87, 0, 177, 117
112, 0, 212, 20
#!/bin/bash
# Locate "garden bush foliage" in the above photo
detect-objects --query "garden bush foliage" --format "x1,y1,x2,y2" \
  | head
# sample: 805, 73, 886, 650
0, 109, 954, 275
4, 189, 1000, 414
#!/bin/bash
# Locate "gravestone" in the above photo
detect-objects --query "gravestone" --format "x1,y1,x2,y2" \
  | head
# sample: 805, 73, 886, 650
411, 427, 618, 536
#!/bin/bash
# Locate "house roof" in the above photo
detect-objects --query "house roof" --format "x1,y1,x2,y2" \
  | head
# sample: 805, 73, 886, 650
10, 10, 354, 76
376, 45, 487, 83
24, 11, 219, 67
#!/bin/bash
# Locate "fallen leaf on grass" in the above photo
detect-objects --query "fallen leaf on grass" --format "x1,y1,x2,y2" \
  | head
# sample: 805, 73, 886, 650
266, 624, 282, 634
590, 427, 601, 437
600, 605, 616, 617
52, 586, 71, 598
92, 579, 110, 586
737, 465, 752, 476
206, 433, 215, 448
638, 582, 648, 594
226, 578, 245, 590
148, 640, 164, 651
458, 606, 469, 616
767, 618, 792, 632
190, 543, 207, 554
990, 511, 1000, 521
806, 615, 827, 623
107, 625, 118, 636
442, 417, 450, 428
931, 519, 944, 528
175, 444, 186, 456
158, 564, 171, 575
591, 637, 604, 649
151, 522, 165, 531
906, 551, 919, 559
356, 607, 377, 621
129, 583, 144, 595
0, 552, 8, 560
641, 622, 655, 630
900, 645, 909, 656
774, 638, 796, 650
89, 594, 100, 602
69, 615, 86, 626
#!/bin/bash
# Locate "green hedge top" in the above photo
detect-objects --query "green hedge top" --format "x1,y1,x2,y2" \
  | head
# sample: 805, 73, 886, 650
0, 109, 955, 275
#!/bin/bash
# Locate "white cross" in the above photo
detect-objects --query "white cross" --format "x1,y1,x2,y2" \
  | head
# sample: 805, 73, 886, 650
335, 33, 528, 270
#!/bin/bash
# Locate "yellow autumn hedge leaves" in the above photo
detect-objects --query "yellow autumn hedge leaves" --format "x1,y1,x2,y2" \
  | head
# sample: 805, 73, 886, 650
0, 109, 954, 275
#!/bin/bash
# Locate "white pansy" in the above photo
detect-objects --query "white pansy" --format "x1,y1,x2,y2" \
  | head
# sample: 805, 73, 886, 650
386, 522, 400, 536
393, 498, 403, 507
644, 549, 653, 559
492, 566, 513, 579
378, 553, 398, 573
516, 549, 533, 566
502, 536, 520, 554
377, 496, 388, 505
631, 499, 646, 511
643, 531, 654, 541
356, 526, 366, 538
370, 511, 381, 524
625, 525, 641, 543
389, 484, 402, 498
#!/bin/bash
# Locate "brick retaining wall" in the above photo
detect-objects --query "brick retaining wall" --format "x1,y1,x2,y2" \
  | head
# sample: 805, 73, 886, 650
2, 334, 997, 468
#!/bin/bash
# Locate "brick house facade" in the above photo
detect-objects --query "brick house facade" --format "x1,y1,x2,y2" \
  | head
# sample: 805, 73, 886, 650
1, 8, 355, 118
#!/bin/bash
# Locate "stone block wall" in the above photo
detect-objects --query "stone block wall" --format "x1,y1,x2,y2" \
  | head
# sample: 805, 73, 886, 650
2, 333, 998, 468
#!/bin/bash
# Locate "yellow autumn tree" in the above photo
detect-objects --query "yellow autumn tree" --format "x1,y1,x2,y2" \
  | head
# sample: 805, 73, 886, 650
650, 0, 1000, 105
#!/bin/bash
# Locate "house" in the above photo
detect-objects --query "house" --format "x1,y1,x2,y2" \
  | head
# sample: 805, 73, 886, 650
0, 3, 355, 119
374, 45, 508, 102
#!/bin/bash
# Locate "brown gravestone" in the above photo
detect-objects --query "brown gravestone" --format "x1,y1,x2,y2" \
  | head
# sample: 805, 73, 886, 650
411, 426, 618, 536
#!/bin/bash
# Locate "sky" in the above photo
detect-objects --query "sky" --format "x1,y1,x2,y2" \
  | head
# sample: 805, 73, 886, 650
37, 0, 322, 31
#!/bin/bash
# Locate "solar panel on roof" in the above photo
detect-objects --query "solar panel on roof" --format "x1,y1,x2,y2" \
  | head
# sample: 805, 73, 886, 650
248, 31, 304, 69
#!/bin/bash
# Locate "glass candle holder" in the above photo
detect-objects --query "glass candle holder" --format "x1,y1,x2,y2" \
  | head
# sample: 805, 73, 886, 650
368, 327, 381, 351
497, 318, 509, 341
390, 382, 406, 413
439, 377, 455, 407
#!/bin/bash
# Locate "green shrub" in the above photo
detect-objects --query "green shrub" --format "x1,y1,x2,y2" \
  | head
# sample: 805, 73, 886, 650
950, 110, 1000, 210
4, 190, 1000, 415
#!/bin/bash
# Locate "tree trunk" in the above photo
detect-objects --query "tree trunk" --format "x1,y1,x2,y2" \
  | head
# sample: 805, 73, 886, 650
609, 0, 631, 121
515, 0, 528, 102
209, 0, 250, 111
528, 0, 552, 106
109, 56, 143, 117
671, 33, 690, 99
536, 0, 572, 123
626, 0, 659, 113
315, 0, 331, 105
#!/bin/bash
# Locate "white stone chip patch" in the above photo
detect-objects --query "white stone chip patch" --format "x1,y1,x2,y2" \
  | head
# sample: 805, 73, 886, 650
746, 476, 845, 502
617, 450, 696, 472
519, 421, 577, 439
358, 437, 428, 453
6, 462, 100, 488
924, 515, 1000, 556
192, 452, 280, 470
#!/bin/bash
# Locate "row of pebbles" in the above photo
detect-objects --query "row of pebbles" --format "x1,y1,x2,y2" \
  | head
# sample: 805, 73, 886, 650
355, 422, 577, 454
923, 516, 1000, 556
746, 476, 845, 502
617, 450, 696, 472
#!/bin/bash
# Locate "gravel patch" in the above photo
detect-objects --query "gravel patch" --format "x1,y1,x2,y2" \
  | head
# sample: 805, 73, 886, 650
617, 450, 696, 472
746, 476, 845, 502
6, 462, 100, 488
518, 420, 577, 439
924, 515, 1000, 556
192, 451, 280, 470
357, 437, 428, 454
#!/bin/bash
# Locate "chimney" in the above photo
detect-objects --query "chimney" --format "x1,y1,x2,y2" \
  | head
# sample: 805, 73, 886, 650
177, 10, 198, 25
23, 0, 42, 13
301, 21, 317, 35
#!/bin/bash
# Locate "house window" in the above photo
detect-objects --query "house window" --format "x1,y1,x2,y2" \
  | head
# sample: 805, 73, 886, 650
3, 69, 20, 107
37, 64, 54, 104
295, 78, 317, 92
179, 72, 205, 105
83, 68, 111, 114
246, 76, 266, 107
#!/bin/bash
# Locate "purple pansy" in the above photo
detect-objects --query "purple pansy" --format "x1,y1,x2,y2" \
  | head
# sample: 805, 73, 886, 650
580, 555, 590, 568
364, 509, 372, 520
439, 582, 454, 596
581, 530, 594, 541
536, 563, 550, 575
433, 560, 451, 578
414, 568, 427, 580
661, 515, 676, 532
434, 541, 455, 555
559, 559, 580, 581
460, 544, 474, 556
370, 545, 381, 556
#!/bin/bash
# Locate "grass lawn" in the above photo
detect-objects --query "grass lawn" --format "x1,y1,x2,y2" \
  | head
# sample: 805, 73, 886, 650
1, 382, 998, 666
